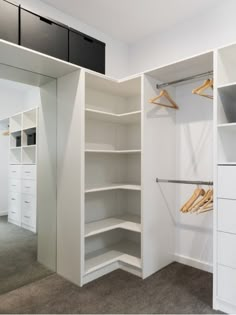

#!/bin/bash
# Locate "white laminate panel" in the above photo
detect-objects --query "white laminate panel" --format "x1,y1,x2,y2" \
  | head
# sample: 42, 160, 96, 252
218, 199, 236, 234
218, 166, 236, 199
218, 265, 236, 306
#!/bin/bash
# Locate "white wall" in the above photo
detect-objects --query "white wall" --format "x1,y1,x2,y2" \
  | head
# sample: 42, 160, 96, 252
17, 0, 129, 79
128, 0, 236, 76
0, 79, 39, 215
174, 80, 213, 272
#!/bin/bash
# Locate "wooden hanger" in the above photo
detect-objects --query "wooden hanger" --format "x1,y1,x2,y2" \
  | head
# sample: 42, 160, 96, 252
2, 130, 9, 136
180, 188, 205, 213
197, 203, 213, 214
192, 79, 213, 99
190, 189, 213, 213
149, 89, 179, 110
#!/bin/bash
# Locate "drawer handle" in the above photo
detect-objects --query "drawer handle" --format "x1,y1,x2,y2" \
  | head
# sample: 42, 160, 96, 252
11, 198, 16, 201
25, 186, 31, 189
24, 201, 30, 204
12, 185, 17, 187
24, 215, 30, 219
24, 171, 31, 174
84, 36, 93, 43
11, 211, 16, 214
12, 171, 17, 173
40, 16, 52, 25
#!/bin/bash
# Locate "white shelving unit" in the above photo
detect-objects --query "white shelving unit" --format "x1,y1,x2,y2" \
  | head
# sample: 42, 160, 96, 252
83, 72, 142, 284
8, 107, 38, 232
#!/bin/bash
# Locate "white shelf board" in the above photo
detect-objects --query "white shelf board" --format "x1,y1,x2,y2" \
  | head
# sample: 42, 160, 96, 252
10, 147, 21, 150
85, 108, 141, 124
23, 126, 37, 131
218, 123, 236, 131
85, 149, 141, 154
85, 215, 141, 237
218, 162, 236, 165
217, 81, 236, 90
85, 184, 141, 193
85, 241, 141, 274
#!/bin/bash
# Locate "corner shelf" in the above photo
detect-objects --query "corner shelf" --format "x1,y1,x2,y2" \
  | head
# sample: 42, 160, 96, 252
85, 108, 141, 124
85, 184, 141, 193
85, 241, 141, 275
85, 215, 141, 237
85, 149, 141, 154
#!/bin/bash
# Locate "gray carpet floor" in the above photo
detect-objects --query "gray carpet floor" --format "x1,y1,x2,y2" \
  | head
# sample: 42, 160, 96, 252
0, 215, 53, 295
0, 262, 221, 314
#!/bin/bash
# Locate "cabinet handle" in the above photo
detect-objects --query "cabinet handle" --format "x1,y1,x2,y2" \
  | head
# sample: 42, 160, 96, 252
24, 171, 31, 174
40, 16, 52, 25
12, 185, 17, 187
24, 201, 30, 204
11, 198, 16, 201
84, 36, 93, 43
24, 215, 30, 219
12, 171, 16, 173
11, 211, 16, 214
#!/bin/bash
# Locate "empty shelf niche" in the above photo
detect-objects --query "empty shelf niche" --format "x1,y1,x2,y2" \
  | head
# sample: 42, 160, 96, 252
85, 190, 141, 237
218, 127, 236, 164
10, 147, 21, 164
22, 146, 36, 164
218, 84, 236, 124
218, 44, 236, 86
10, 113, 22, 133
85, 153, 141, 192
85, 72, 141, 114
85, 229, 141, 275
23, 108, 37, 130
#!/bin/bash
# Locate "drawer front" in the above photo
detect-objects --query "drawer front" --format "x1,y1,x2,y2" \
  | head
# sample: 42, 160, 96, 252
22, 206, 36, 227
22, 165, 36, 180
22, 179, 36, 195
9, 192, 21, 209
22, 194, 36, 213
218, 199, 236, 234
9, 179, 21, 193
8, 208, 20, 222
218, 232, 236, 269
218, 166, 236, 199
21, 9, 69, 61
218, 265, 236, 305
0, 1, 19, 44
69, 30, 105, 74
9, 165, 21, 179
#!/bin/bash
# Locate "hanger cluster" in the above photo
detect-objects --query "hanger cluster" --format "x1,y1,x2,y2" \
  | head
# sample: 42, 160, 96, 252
181, 187, 213, 214
149, 79, 214, 109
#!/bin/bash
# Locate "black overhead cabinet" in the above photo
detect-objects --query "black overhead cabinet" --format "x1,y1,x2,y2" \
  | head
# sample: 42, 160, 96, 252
20, 9, 69, 62
0, 0, 106, 74
69, 29, 106, 74
0, 0, 19, 44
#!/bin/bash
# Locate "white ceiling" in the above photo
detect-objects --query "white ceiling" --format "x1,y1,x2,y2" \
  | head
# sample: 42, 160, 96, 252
41, 0, 219, 43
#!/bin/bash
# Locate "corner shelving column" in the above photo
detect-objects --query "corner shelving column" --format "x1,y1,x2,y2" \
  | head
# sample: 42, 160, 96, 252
83, 72, 142, 284
214, 44, 236, 314
8, 108, 38, 232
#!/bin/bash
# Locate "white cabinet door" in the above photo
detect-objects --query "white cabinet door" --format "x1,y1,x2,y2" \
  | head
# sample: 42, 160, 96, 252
218, 232, 236, 269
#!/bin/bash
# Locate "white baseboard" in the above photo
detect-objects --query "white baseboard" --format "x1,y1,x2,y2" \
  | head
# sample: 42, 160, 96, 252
174, 253, 213, 273
0, 210, 8, 217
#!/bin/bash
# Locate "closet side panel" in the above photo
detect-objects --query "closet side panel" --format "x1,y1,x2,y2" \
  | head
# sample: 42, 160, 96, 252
142, 74, 176, 278
57, 70, 84, 286
38, 80, 57, 271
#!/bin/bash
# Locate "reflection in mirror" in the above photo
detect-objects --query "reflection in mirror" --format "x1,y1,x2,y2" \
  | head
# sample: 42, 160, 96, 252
0, 64, 57, 294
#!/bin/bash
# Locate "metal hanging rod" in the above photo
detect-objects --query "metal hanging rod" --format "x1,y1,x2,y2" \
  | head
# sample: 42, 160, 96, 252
156, 178, 213, 186
156, 71, 213, 89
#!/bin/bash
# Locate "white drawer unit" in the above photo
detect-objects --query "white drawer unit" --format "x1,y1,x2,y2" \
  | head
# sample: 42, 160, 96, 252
218, 199, 236, 234
8, 192, 21, 223
22, 165, 36, 180
9, 165, 22, 179
218, 166, 236, 199
218, 232, 236, 269
9, 179, 21, 193
22, 179, 36, 195
218, 264, 236, 306
21, 194, 36, 231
